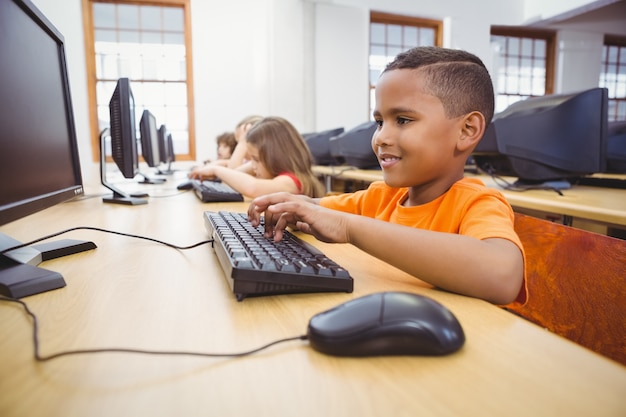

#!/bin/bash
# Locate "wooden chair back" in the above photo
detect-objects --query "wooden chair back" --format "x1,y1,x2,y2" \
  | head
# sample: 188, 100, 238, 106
507, 213, 626, 365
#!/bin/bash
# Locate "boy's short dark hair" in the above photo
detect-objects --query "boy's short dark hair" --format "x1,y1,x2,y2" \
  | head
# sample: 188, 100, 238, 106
384, 46, 495, 124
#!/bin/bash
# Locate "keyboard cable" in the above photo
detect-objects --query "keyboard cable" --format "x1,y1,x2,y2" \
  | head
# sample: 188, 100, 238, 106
0, 226, 308, 361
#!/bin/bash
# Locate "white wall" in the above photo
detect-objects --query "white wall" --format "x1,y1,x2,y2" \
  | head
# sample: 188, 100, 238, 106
29, 0, 621, 172
555, 31, 605, 93
522, 0, 606, 23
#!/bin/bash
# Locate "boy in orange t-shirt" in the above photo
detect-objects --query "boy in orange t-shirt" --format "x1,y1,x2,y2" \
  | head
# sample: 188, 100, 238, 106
248, 47, 525, 305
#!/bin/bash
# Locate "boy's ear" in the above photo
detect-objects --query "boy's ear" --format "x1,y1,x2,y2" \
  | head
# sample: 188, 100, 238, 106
457, 111, 485, 152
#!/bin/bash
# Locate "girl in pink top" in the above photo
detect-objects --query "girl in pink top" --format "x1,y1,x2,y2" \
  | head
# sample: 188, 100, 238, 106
189, 116, 325, 198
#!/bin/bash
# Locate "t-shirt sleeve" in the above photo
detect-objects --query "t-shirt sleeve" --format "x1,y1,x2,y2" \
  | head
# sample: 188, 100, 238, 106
320, 189, 367, 214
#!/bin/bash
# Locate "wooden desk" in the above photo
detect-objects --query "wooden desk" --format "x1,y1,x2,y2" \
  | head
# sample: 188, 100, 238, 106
1, 177, 625, 417
313, 165, 626, 231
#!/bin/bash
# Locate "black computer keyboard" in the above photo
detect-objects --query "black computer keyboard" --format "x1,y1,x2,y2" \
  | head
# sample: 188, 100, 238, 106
192, 180, 244, 202
204, 211, 354, 301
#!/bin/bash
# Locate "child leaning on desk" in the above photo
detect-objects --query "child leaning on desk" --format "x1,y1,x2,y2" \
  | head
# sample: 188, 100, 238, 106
188, 116, 326, 198
247, 46, 526, 305
201, 115, 263, 167
202, 131, 236, 164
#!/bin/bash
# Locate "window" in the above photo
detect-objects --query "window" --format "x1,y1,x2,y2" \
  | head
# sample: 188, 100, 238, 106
490, 27, 555, 113
82, 0, 195, 162
369, 12, 442, 117
600, 35, 626, 121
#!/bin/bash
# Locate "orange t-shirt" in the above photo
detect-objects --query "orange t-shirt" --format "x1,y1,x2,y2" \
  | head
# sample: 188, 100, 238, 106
320, 178, 527, 304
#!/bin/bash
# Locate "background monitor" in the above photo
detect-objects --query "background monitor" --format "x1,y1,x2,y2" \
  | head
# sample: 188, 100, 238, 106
108, 77, 138, 178
139, 109, 160, 168
0, 0, 96, 298
166, 133, 175, 164
302, 127, 345, 165
100, 78, 148, 205
136, 109, 165, 184
156, 124, 176, 174
158, 124, 168, 164
329, 121, 379, 169
606, 120, 626, 173
472, 87, 609, 189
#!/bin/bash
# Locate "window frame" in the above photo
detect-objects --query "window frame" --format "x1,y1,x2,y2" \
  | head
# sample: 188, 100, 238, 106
369, 11, 443, 117
601, 35, 626, 121
490, 26, 556, 112
82, 0, 196, 162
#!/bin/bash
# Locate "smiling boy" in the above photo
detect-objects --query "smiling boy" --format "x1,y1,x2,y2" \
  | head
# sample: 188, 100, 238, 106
248, 47, 525, 305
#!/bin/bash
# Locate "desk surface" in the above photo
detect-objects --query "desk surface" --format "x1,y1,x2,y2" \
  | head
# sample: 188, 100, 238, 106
313, 165, 626, 227
1, 170, 625, 417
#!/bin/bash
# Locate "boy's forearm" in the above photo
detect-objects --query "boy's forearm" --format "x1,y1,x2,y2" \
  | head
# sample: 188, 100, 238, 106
344, 214, 523, 304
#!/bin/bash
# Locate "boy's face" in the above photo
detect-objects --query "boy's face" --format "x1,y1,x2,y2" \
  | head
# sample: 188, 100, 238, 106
372, 69, 467, 194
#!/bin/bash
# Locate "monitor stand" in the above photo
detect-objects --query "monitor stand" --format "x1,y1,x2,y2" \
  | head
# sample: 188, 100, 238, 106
0, 232, 97, 298
513, 179, 572, 191
157, 162, 177, 175
99, 128, 148, 205
138, 172, 166, 184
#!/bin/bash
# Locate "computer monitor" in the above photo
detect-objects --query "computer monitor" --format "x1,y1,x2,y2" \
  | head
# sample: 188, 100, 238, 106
137, 109, 166, 183
472, 87, 609, 189
166, 133, 175, 162
158, 124, 168, 164
109, 77, 138, 178
156, 124, 176, 174
329, 121, 380, 169
0, 0, 96, 298
99, 78, 148, 205
139, 109, 161, 168
606, 120, 626, 173
302, 127, 345, 165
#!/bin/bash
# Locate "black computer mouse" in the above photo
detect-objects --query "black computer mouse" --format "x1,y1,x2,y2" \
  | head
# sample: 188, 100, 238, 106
307, 292, 465, 357
177, 180, 194, 190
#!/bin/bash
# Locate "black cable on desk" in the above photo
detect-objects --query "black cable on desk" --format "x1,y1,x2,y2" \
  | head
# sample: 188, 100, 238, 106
0, 226, 213, 256
476, 165, 564, 196
0, 227, 308, 361
0, 296, 308, 361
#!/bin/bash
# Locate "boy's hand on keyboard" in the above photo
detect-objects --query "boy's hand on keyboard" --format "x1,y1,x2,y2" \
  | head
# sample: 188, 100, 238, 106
248, 192, 349, 244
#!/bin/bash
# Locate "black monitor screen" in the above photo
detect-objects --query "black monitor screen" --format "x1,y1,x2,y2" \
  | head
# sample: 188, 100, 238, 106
139, 109, 160, 167
0, 0, 96, 299
158, 124, 168, 164
0, 0, 83, 226
303, 127, 345, 165
109, 78, 138, 179
166, 133, 175, 163
329, 121, 379, 169
472, 88, 608, 185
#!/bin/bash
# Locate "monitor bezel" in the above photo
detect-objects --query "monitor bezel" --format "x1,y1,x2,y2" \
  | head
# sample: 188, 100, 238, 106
108, 77, 139, 179
0, 0, 84, 227
472, 87, 609, 183
158, 124, 168, 164
139, 109, 160, 168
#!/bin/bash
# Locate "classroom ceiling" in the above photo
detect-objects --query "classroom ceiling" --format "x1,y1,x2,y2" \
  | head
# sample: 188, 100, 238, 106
529, 0, 626, 36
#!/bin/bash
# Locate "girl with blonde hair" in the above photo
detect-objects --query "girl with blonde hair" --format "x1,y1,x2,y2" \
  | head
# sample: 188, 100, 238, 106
189, 116, 325, 198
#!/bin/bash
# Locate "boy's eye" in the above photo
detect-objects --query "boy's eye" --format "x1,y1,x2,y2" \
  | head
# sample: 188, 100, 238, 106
397, 117, 410, 125
375, 119, 383, 127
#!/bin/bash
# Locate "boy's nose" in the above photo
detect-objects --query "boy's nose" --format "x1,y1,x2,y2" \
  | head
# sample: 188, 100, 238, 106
372, 128, 391, 147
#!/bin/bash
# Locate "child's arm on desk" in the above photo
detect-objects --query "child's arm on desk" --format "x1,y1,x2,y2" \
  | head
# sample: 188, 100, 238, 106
248, 192, 523, 305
